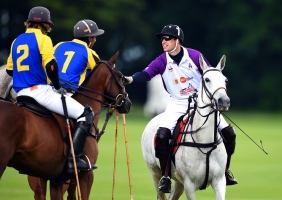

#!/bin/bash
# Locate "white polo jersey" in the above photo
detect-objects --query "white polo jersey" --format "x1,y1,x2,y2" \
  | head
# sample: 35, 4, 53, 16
162, 47, 202, 100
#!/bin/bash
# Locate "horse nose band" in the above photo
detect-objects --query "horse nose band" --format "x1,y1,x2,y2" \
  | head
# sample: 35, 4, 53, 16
115, 93, 128, 107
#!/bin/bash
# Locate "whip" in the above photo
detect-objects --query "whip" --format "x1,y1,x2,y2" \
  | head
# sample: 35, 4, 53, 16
222, 113, 268, 155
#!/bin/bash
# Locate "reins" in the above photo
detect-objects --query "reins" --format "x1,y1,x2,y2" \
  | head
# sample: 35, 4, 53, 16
60, 60, 127, 109
60, 60, 127, 141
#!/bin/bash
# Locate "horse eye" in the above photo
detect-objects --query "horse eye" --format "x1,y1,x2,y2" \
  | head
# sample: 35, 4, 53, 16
225, 79, 228, 83
205, 78, 210, 82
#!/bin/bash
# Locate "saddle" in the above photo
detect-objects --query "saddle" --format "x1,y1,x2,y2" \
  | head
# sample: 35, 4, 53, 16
16, 95, 53, 117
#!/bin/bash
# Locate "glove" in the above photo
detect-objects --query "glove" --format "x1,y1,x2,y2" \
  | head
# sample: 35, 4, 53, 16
53, 87, 67, 95
123, 76, 133, 85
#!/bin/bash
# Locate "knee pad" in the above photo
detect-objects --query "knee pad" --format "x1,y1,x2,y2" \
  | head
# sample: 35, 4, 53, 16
221, 125, 236, 155
78, 105, 94, 126
155, 127, 171, 158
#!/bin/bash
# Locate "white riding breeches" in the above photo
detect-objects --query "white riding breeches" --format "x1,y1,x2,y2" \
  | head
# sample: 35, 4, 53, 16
159, 97, 229, 134
17, 85, 85, 121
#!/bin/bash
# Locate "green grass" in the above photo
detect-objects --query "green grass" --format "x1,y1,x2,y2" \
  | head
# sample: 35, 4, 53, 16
0, 106, 281, 199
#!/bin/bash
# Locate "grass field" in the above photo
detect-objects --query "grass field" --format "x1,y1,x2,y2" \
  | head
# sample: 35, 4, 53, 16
0, 105, 281, 199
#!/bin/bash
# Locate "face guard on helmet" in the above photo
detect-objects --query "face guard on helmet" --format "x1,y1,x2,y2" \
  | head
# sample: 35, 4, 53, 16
27, 6, 54, 27
155, 24, 184, 44
73, 20, 104, 38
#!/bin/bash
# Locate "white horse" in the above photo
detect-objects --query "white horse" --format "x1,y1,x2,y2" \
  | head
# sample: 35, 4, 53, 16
0, 65, 16, 101
141, 55, 229, 200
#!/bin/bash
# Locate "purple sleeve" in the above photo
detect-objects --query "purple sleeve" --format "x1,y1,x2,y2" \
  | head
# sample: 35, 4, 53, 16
186, 48, 211, 75
143, 53, 167, 79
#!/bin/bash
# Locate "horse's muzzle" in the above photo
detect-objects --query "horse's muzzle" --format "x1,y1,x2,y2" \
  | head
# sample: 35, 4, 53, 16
116, 98, 132, 113
217, 96, 230, 112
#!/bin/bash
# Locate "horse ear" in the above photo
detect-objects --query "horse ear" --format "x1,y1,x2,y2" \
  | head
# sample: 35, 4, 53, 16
109, 51, 119, 65
199, 54, 209, 71
216, 55, 226, 71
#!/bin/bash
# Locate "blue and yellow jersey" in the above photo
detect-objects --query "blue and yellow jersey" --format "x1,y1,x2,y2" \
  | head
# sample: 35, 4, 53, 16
54, 39, 100, 90
6, 28, 55, 92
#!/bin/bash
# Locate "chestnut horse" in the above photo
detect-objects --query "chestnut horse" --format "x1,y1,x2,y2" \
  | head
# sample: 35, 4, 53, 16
0, 51, 132, 200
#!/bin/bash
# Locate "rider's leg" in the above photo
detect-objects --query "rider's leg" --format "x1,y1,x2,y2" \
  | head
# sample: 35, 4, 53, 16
67, 105, 97, 173
221, 125, 238, 185
155, 127, 172, 193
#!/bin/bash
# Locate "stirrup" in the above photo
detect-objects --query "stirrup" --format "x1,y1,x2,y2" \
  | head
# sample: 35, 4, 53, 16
225, 170, 238, 185
158, 176, 171, 193
84, 154, 98, 170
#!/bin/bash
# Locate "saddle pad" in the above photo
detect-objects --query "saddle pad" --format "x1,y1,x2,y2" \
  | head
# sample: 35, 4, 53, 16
172, 118, 188, 155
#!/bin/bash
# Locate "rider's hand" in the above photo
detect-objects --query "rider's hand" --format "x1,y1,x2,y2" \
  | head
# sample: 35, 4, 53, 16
53, 87, 67, 95
123, 76, 133, 85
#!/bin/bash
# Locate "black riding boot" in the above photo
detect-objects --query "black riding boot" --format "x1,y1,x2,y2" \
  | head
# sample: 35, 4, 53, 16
221, 125, 238, 185
67, 122, 97, 173
158, 158, 171, 193
155, 127, 172, 193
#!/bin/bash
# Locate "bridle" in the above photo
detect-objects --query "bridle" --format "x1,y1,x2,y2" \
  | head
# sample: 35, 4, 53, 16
199, 68, 227, 110
60, 60, 128, 110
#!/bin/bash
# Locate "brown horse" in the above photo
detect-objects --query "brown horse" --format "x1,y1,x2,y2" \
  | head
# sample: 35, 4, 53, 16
0, 51, 132, 200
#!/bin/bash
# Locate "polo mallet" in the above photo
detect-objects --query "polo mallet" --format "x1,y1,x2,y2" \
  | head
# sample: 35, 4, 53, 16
122, 114, 133, 200
61, 92, 82, 200
112, 111, 119, 200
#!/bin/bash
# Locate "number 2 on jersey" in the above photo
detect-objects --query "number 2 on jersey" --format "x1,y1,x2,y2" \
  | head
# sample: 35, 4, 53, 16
61, 51, 75, 73
16, 45, 29, 71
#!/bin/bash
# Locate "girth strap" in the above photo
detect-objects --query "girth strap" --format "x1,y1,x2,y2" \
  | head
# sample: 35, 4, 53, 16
177, 137, 222, 148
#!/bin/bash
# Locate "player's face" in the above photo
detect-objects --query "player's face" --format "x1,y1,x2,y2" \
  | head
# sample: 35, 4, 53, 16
161, 35, 177, 52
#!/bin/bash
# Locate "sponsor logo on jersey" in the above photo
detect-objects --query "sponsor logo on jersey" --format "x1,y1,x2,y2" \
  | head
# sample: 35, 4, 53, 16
180, 83, 195, 95
179, 76, 193, 83
187, 76, 193, 81
189, 63, 193, 68
174, 78, 179, 84
180, 77, 186, 83
168, 66, 173, 72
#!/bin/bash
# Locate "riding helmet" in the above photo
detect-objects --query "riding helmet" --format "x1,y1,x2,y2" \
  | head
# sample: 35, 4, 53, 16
27, 6, 54, 27
73, 20, 104, 38
155, 24, 184, 44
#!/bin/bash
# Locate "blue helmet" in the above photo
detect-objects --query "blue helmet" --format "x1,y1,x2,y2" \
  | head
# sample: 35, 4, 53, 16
155, 24, 184, 44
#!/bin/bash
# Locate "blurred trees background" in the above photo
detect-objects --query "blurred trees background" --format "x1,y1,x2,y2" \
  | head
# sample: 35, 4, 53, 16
1, 0, 282, 111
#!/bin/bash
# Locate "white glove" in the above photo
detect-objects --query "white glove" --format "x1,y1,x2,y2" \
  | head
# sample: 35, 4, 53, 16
53, 87, 67, 95
123, 76, 133, 85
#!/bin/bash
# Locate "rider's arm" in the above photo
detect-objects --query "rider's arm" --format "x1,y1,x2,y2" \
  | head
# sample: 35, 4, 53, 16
132, 71, 150, 83
45, 59, 60, 89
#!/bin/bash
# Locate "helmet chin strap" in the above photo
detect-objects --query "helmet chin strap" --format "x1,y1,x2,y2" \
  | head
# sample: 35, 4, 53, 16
168, 39, 179, 54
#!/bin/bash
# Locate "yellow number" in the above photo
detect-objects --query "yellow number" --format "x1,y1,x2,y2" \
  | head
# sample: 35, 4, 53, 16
16, 45, 29, 71
61, 51, 75, 73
